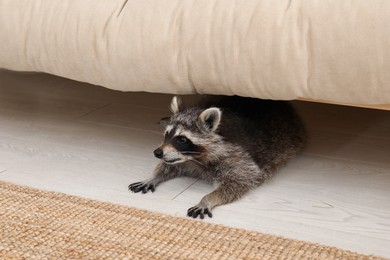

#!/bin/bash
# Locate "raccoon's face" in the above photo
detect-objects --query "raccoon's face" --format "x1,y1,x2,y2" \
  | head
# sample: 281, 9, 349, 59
154, 96, 222, 165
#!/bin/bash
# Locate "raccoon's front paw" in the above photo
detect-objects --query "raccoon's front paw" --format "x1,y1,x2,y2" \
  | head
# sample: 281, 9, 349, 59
187, 205, 213, 219
128, 181, 156, 194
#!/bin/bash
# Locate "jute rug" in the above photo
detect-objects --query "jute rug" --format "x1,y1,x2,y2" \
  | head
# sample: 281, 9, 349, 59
0, 181, 384, 260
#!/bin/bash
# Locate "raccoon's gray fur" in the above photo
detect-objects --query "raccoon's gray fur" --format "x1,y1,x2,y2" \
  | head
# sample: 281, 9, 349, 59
129, 96, 306, 219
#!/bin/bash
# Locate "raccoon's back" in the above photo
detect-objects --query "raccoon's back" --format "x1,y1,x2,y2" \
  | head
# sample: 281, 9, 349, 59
213, 96, 306, 170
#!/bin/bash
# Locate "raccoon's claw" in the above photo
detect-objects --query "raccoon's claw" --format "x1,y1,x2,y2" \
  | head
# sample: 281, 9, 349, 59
128, 181, 156, 193
187, 206, 212, 219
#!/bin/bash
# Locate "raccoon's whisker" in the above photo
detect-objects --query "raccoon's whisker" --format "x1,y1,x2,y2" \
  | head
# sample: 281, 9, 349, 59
181, 151, 201, 154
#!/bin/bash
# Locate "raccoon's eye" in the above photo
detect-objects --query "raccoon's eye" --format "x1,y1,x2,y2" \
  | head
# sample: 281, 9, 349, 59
176, 136, 188, 144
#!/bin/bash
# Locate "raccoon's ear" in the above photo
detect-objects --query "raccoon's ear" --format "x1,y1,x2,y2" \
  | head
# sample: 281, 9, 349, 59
199, 107, 222, 132
170, 96, 182, 113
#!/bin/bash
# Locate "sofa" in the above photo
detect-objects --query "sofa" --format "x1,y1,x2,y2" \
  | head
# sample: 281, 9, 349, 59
1, 0, 389, 109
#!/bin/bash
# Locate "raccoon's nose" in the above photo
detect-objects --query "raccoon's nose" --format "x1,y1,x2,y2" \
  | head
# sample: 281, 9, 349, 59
153, 148, 163, 159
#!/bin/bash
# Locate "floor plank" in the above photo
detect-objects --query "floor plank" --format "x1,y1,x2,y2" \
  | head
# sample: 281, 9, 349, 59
304, 130, 390, 166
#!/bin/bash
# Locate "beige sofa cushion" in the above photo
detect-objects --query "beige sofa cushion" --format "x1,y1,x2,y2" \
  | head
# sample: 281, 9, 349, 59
1, 0, 389, 105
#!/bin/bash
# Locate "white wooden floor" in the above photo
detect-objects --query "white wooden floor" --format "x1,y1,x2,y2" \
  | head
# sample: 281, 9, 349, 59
1, 70, 389, 258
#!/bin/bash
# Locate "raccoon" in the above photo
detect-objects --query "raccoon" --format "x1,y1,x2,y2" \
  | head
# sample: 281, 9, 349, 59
129, 96, 306, 219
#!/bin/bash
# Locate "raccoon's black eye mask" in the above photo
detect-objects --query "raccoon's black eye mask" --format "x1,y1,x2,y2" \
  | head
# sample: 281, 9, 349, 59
163, 130, 200, 155
171, 135, 196, 152
163, 125, 204, 155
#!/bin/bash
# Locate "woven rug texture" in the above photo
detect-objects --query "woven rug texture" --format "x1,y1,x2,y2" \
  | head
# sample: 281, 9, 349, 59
0, 181, 384, 260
